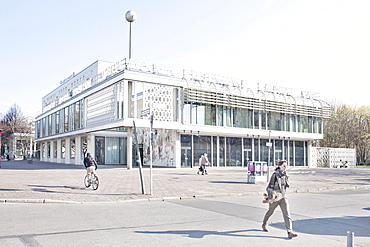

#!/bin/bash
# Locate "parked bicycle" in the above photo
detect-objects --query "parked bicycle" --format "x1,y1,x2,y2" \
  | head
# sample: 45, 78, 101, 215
84, 173, 99, 190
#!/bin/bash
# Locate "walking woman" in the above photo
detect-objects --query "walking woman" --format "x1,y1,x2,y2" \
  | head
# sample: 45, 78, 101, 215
262, 160, 298, 239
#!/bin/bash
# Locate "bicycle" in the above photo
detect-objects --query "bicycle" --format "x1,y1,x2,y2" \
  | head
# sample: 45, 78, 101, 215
84, 173, 99, 190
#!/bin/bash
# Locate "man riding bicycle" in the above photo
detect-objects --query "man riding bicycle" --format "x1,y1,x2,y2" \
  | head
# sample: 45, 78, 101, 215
84, 153, 98, 187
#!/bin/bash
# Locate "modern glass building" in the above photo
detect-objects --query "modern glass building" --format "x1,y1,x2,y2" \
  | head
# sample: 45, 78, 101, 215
35, 59, 330, 168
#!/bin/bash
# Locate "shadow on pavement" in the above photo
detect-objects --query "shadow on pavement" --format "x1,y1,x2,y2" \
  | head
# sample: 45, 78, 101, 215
135, 229, 287, 240
1, 160, 82, 170
271, 216, 370, 237
209, 181, 247, 184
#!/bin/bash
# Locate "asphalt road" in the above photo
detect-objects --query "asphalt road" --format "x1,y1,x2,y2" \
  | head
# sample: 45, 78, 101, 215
0, 189, 369, 247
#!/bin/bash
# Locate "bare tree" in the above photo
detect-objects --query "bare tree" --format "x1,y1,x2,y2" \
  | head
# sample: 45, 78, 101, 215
1, 104, 32, 160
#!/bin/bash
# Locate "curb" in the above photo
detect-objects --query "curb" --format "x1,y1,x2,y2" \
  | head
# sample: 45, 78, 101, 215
2, 185, 370, 204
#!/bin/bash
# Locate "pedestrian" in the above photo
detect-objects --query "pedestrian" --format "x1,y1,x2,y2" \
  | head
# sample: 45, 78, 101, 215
262, 160, 298, 239
83, 153, 98, 186
197, 153, 209, 175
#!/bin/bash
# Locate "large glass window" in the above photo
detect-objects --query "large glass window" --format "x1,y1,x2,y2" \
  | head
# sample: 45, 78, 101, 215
247, 109, 253, 128
81, 136, 88, 159
95, 137, 105, 164
283, 140, 289, 161
299, 116, 308, 133
48, 115, 52, 136
184, 103, 191, 124
205, 104, 216, 126
195, 104, 205, 125
53, 141, 57, 158
181, 135, 192, 167
212, 136, 217, 167
295, 141, 304, 166
61, 140, 66, 159
292, 115, 297, 132
47, 142, 50, 158
219, 137, 225, 167
233, 108, 247, 128
193, 135, 211, 166
64, 106, 69, 132
254, 138, 260, 161
289, 140, 294, 165
217, 106, 223, 127
75, 101, 80, 129
42, 143, 45, 158
135, 82, 144, 119
56, 111, 60, 134
269, 112, 283, 131
243, 138, 252, 165
274, 140, 283, 165
70, 139, 75, 159
226, 137, 242, 166
224, 107, 232, 127
254, 111, 259, 129
308, 116, 313, 133
106, 137, 127, 164
261, 112, 267, 130
260, 139, 269, 163
318, 118, 323, 134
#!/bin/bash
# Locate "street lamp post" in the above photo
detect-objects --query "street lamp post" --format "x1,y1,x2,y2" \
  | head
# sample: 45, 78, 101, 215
125, 10, 137, 60
267, 131, 272, 182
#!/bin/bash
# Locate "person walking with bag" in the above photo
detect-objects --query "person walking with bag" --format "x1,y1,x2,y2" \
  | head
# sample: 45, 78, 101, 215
262, 160, 298, 239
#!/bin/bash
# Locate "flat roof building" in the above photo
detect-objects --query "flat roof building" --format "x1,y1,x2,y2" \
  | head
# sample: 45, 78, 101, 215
35, 59, 330, 168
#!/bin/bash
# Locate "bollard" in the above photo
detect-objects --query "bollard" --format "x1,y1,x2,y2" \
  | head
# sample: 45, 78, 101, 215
347, 231, 354, 247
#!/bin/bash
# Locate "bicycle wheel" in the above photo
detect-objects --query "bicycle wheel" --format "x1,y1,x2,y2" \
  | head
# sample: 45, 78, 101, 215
84, 175, 91, 188
92, 175, 99, 190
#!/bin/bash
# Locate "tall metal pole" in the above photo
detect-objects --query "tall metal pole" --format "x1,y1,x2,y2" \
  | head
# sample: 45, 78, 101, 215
125, 10, 137, 60
149, 115, 153, 195
129, 22, 132, 59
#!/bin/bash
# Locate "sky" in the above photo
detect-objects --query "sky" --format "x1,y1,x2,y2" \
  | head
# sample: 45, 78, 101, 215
1, 0, 369, 118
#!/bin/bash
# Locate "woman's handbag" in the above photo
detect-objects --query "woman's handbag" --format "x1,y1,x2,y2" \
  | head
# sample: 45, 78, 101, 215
263, 189, 283, 203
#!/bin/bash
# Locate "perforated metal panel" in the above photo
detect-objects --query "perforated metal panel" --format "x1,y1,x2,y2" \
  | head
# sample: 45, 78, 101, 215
144, 84, 174, 122
311, 147, 356, 168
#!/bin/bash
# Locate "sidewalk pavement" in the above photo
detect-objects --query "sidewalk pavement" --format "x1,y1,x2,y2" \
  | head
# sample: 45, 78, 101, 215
1, 160, 370, 204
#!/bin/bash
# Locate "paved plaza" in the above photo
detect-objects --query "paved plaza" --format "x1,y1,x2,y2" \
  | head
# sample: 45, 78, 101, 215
1, 160, 370, 204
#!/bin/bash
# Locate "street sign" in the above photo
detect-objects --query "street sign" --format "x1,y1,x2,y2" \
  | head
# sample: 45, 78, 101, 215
141, 108, 150, 117
266, 142, 272, 147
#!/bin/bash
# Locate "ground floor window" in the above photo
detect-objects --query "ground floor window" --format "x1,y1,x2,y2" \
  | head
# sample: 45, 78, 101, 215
180, 134, 308, 168
106, 137, 127, 165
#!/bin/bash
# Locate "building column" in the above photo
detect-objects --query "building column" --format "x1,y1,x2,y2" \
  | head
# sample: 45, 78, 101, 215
87, 135, 95, 158
56, 139, 61, 163
65, 138, 71, 164
175, 132, 181, 168
75, 136, 81, 165
127, 127, 133, 169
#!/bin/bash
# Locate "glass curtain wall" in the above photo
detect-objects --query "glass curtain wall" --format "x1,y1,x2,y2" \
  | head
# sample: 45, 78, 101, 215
180, 135, 308, 168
